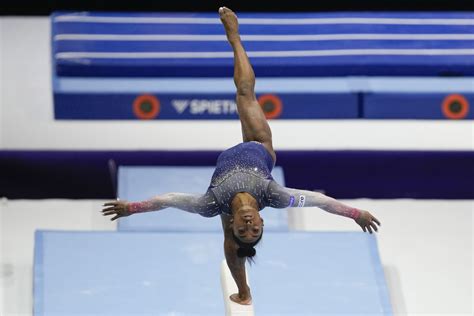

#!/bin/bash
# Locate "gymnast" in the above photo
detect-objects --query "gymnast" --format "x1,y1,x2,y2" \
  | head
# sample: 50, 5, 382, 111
102, 7, 381, 306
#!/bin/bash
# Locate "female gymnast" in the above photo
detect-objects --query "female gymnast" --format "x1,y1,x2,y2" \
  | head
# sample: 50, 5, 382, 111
102, 7, 381, 305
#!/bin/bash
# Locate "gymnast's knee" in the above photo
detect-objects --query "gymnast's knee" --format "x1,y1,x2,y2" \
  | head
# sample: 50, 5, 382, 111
236, 81, 256, 99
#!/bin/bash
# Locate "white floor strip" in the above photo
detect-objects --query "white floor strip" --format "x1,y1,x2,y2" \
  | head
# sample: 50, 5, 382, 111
54, 33, 474, 41
220, 260, 255, 316
0, 199, 4, 316
55, 48, 474, 59
53, 15, 474, 26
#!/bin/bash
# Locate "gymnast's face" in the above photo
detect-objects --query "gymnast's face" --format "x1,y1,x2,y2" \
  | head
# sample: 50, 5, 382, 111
231, 206, 264, 243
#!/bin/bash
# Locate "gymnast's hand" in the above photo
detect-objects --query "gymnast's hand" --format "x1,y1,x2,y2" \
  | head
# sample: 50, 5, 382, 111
230, 292, 252, 305
101, 200, 131, 221
355, 210, 381, 234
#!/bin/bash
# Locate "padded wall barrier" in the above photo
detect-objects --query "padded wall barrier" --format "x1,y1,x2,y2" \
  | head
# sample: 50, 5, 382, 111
2, 150, 473, 199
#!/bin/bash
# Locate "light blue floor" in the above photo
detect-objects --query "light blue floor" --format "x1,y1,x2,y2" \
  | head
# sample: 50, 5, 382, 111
117, 166, 288, 232
34, 231, 391, 315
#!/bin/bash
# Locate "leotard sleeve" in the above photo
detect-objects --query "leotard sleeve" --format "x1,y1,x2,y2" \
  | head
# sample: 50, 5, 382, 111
266, 181, 361, 219
127, 189, 221, 217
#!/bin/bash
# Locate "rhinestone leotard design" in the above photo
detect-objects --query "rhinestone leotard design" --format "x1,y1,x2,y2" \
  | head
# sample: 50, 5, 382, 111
200, 141, 275, 216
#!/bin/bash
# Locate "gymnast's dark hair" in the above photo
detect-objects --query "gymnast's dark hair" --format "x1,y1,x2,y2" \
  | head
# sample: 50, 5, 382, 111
232, 231, 263, 263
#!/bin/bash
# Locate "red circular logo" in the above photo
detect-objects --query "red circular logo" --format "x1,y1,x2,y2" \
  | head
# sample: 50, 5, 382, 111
258, 94, 283, 119
133, 95, 160, 119
442, 94, 469, 120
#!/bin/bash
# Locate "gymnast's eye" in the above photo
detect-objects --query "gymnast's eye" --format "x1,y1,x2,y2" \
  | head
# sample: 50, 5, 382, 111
238, 227, 246, 234
252, 227, 260, 234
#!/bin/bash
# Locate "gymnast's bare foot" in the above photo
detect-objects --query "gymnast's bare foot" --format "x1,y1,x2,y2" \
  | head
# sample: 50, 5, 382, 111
219, 7, 240, 44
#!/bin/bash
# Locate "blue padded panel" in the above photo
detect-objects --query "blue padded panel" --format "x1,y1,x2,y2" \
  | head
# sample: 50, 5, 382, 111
34, 231, 225, 316
52, 12, 474, 77
364, 93, 474, 119
53, 92, 358, 120
250, 232, 392, 315
117, 166, 288, 232
34, 231, 392, 315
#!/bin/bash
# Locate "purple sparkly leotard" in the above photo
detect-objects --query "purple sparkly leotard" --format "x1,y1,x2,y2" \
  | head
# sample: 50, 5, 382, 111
205, 141, 275, 216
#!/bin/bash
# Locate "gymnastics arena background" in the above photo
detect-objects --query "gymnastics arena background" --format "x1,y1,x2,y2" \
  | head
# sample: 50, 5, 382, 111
1, 7, 473, 316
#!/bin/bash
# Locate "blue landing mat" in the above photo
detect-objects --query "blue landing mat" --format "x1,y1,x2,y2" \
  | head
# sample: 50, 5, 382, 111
34, 231, 392, 316
34, 231, 225, 316
250, 232, 392, 315
117, 166, 288, 232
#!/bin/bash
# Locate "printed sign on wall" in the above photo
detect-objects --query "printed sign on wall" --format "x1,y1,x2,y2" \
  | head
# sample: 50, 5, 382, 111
54, 93, 358, 120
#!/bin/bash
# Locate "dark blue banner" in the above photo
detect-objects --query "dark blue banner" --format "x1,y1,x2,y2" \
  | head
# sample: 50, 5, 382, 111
54, 92, 358, 120
365, 93, 474, 119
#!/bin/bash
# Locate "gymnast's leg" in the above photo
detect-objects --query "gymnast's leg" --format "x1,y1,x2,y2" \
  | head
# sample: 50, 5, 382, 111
219, 7, 276, 163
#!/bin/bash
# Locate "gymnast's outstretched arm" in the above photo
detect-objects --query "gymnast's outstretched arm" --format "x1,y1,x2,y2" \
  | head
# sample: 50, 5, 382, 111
101, 193, 212, 221
220, 214, 252, 305
267, 182, 381, 233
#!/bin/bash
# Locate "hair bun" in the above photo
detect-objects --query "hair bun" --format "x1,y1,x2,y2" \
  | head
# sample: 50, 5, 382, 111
237, 247, 256, 258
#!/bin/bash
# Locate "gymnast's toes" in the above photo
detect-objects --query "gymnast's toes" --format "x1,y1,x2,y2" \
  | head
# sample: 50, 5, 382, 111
219, 7, 229, 16
219, 7, 236, 20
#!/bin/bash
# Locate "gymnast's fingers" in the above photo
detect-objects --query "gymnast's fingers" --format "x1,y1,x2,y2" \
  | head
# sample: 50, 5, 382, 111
102, 210, 117, 216
103, 202, 118, 207
110, 215, 120, 221
230, 293, 252, 305
367, 225, 373, 234
361, 225, 367, 233
370, 221, 378, 232
373, 216, 381, 226
102, 206, 119, 212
